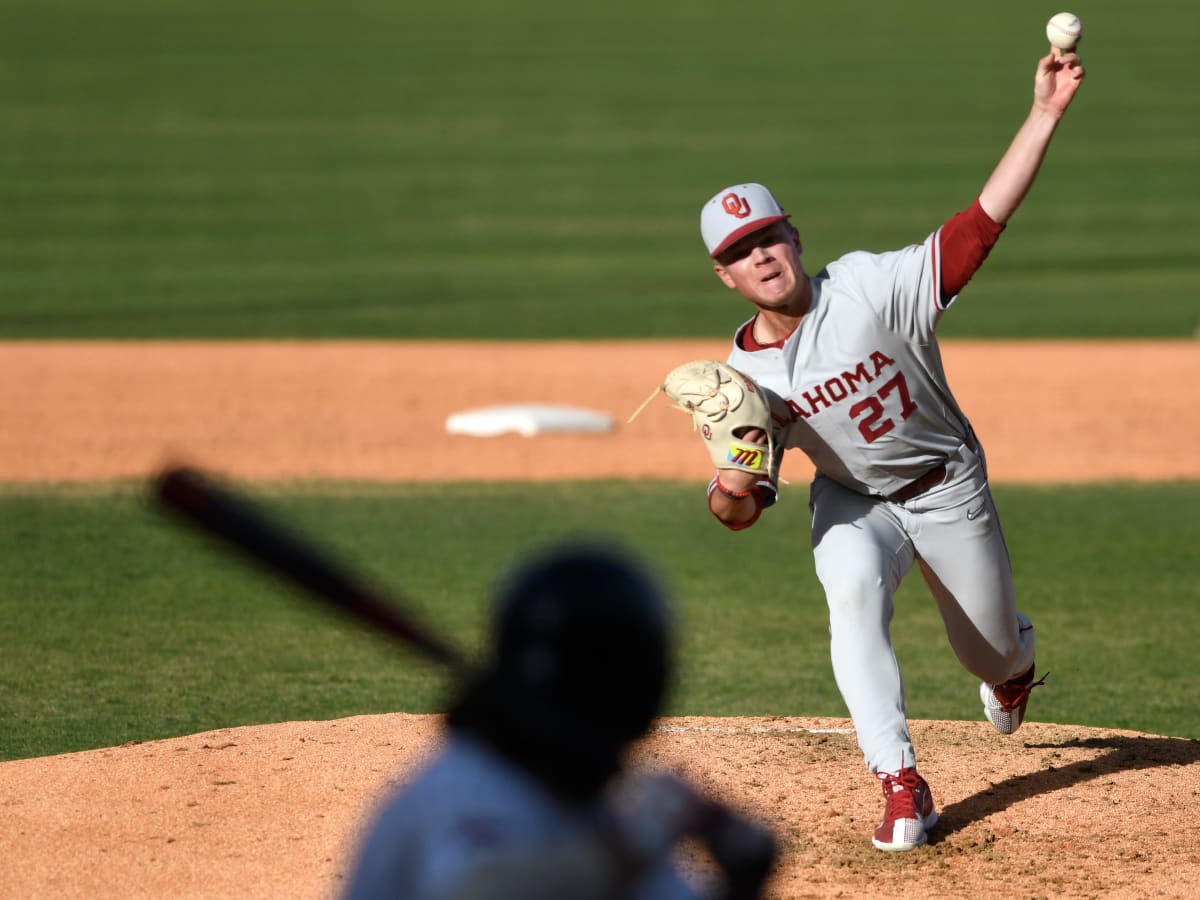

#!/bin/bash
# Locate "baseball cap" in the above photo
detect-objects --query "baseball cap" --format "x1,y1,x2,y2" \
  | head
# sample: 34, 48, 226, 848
701, 183, 791, 258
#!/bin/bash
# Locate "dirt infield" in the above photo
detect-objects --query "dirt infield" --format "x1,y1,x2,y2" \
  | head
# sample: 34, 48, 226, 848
3, 340, 1199, 899
3, 340, 1198, 484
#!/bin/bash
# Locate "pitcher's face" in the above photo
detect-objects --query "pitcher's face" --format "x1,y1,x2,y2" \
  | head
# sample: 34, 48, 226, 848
712, 222, 807, 312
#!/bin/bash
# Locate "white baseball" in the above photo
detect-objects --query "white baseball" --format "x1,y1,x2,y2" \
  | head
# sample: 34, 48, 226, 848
1045, 12, 1083, 51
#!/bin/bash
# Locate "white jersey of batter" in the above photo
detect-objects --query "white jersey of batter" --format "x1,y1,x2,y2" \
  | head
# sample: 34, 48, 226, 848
728, 229, 970, 497
343, 733, 701, 900
726, 227, 1035, 775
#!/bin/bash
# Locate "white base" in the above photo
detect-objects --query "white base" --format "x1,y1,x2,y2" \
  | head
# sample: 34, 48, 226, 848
445, 404, 615, 438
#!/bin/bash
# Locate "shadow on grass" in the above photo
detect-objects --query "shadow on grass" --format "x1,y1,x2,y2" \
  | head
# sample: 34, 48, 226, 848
929, 734, 1200, 843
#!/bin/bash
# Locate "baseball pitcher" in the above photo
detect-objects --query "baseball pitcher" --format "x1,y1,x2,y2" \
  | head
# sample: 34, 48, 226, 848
640, 44, 1085, 851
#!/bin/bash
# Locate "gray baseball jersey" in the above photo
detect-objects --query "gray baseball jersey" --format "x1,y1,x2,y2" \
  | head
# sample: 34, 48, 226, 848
728, 232, 974, 498
725, 229, 1034, 776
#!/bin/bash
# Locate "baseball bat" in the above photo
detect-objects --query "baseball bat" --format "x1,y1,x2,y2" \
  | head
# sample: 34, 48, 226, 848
153, 465, 464, 669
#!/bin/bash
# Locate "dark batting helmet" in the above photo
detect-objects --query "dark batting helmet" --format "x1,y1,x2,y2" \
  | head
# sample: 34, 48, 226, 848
447, 540, 673, 802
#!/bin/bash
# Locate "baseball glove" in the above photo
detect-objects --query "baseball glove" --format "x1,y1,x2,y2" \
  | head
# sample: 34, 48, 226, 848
629, 359, 786, 483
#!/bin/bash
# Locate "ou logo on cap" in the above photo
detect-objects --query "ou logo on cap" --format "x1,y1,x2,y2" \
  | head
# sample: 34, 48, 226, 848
722, 192, 751, 219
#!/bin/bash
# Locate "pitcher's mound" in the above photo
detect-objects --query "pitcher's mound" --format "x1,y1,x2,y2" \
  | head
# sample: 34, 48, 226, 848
3, 714, 1197, 899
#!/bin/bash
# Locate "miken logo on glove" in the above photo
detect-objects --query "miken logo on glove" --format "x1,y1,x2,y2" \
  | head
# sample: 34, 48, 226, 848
727, 443, 764, 470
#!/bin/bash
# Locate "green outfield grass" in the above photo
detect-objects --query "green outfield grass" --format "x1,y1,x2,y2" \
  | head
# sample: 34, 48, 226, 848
2, 480, 1197, 761
3, 0, 1198, 339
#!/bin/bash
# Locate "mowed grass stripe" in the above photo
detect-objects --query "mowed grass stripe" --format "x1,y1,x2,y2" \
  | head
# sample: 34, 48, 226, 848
2, 0, 1198, 338
2, 479, 1196, 760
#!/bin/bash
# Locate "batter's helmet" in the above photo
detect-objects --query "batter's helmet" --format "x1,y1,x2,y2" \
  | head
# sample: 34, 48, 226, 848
447, 540, 673, 801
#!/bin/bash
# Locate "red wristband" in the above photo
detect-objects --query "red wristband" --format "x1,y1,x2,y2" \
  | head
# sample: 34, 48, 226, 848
713, 478, 753, 500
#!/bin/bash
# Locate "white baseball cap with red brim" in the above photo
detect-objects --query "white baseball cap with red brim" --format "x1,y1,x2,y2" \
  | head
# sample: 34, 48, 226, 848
701, 183, 791, 258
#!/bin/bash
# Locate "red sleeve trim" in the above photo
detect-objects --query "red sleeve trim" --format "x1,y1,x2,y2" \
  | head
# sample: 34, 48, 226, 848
709, 490, 765, 530
706, 480, 776, 531
939, 198, 1005, 304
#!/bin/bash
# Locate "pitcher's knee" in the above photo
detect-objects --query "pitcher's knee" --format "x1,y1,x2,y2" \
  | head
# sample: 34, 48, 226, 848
823, 576, 889, 623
